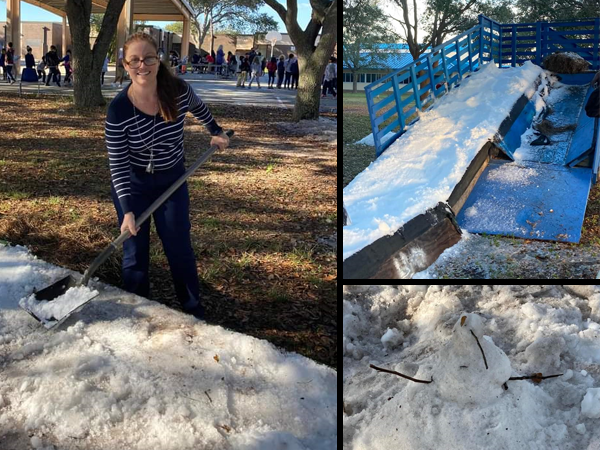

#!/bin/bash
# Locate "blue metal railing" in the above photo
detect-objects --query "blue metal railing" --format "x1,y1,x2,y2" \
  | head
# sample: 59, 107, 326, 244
364, 15, 600, 157
593, 118, 600, 183
500, 18, 600, 68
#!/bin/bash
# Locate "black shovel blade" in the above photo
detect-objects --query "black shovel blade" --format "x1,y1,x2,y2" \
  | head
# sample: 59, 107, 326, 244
33, 275, 80, 301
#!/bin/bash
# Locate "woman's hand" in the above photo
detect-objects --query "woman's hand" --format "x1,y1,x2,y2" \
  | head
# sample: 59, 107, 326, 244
121, 212, 139, 237
211, 132, 230, 151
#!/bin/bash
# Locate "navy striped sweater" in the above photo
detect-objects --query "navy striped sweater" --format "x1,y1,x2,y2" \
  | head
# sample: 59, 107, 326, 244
105, 81, 223, 214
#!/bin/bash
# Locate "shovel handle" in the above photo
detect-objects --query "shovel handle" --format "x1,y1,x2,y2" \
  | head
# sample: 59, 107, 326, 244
80, 129, 234, 286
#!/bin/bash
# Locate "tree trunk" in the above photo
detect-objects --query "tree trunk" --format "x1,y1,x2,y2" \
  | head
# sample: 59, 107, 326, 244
66, 0, 126, 108
294, 52, 325, 120
353, 71, 357, 93
264, 0, 337, 121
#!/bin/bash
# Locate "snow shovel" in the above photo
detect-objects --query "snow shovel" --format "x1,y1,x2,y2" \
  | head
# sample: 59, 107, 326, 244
20, 129, 234, 329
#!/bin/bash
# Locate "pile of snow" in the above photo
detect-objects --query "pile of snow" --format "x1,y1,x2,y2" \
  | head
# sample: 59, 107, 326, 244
354, 131, 397, 147
343, 285, 600, 450
343, 61, 544, 260
0, 244, 337, 450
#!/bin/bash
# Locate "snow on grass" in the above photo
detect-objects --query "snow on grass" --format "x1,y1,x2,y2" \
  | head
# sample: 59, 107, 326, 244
343, 62, 544, 261
353, 131, 398, 147
0, 244, 337, 449
343, 285, 600, 450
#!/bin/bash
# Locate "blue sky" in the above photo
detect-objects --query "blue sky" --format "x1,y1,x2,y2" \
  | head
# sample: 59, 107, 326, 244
0, 0, 312, 33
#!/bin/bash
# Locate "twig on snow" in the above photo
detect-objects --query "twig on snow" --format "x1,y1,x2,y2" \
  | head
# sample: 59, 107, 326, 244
508, 373, 563, 383
369, 364, 433, 384
470, 330, 488, 370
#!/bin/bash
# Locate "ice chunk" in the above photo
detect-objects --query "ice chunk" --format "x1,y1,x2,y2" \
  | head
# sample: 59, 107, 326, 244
562, 369, 573, 381
581, 388, 600, 419
30, 436, 43, 449
589, 294, 600, 322
381, 328, 403, 350
575, 423, 586, 434
581, 370, 588, 377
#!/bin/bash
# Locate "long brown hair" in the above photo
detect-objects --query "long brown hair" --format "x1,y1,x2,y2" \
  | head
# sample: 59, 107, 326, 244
123, 32, 183, 123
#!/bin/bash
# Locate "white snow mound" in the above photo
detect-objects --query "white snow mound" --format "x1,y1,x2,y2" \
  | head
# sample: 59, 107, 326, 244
434, 314, 512, 405
581, 388, 600, 419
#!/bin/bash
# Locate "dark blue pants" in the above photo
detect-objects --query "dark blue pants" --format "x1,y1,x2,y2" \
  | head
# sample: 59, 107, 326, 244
5, 65, 15, 82
111, 161, 201, 310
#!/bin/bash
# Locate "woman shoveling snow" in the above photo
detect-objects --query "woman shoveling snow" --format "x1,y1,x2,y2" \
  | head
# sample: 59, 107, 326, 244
106, 32, 230, 320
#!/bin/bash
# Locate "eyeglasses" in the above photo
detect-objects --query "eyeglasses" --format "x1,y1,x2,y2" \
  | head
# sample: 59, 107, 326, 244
125, 56, 158, 69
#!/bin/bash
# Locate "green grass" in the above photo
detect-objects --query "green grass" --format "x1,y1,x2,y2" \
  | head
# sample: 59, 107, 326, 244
288, 245, 315, 267
343, 98, 377, 187
267, 286, 291, 302
343, 91, 368, 106
343, 144, 375, 188
199, 217, 220, 230
343, 114, 372, 145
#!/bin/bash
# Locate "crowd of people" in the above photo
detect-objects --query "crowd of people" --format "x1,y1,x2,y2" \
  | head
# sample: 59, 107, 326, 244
0, 43, 73, 87
0, 43, 337, 98
184, 46, 336, 96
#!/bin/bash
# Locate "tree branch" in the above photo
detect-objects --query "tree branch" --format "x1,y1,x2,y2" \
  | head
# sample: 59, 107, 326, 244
508, 373, 563, 382
470, 330, 488, 370
370, 364, 433, 384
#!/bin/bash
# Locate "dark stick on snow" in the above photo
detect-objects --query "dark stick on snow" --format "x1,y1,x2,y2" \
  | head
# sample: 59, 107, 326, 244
470, 330, 488, 370
508, 373, 563, 382
369, 364, 433, 384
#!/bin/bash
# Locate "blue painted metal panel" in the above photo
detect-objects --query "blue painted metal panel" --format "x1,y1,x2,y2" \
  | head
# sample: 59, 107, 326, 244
494, 100, 536, 161
409, 65, 421, 110
456, 160, 593, 243
391, 73, 405, 132
567, 86, 598, 166
511, 25, 517, 68
535, 22, 542, 65
593, 119, 600, 183
555, 72, 595, 85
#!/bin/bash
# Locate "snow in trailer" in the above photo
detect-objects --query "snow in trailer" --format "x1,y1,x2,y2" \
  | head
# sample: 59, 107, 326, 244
0, 244, 337, 450
343, 62, 545, 261
343, 285, 600, 450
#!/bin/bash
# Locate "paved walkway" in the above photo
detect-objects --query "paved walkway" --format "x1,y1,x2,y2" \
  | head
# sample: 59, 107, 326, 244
0, 65, 338, 113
